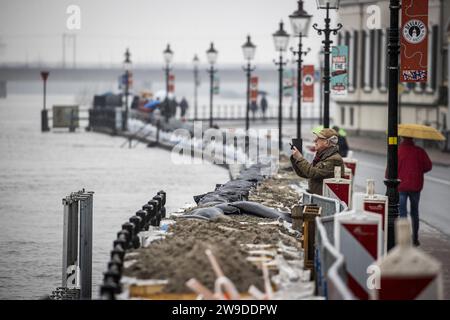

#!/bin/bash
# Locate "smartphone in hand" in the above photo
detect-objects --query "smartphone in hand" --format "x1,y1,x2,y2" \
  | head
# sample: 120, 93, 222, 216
291, 138, 303, 152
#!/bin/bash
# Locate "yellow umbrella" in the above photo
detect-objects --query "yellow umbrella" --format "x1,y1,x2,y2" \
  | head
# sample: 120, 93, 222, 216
398, 123, 446, 141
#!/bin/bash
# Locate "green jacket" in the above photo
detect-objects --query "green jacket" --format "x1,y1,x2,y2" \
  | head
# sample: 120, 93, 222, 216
290, 146, 345, 195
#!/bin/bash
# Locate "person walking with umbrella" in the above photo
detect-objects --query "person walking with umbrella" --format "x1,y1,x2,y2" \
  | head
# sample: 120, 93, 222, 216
396, 123, 445, 246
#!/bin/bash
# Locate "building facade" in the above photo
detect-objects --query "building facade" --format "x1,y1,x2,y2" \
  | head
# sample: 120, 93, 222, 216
334, 0, 449, 138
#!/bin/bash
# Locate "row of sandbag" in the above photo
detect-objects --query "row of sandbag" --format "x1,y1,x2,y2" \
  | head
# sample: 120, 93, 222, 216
182, 163, 292, 223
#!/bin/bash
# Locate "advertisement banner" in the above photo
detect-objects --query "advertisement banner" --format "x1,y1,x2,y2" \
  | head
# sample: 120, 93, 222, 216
250, 76, 258, 103
331, 45, 348, 95
283, 69, 295, 97
168, 73, 175, 93
302, 65, 315, 103
400, 0, 428, 82
213, 75, 220, 95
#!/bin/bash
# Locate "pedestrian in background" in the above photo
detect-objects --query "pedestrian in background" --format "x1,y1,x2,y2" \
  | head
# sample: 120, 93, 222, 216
398, 137, 432, 246
180, 97, 189, 119
260, 94, 268, 121
250, 101, 258, 121
332, 125, 349, 157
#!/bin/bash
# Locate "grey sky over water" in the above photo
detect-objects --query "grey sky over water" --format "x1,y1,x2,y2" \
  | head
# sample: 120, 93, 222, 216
0, 0, 335, 66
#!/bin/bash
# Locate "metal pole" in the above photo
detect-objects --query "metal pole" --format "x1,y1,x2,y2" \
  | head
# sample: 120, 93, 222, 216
293, 33, 308, 152
384, 0, 401, 251
319, 59, 323, 125
124, 70, 129, 131
208, 66, 215, 128
43, 79, 47, 111
78, 192, 93, 300
62, 197, 70, 287
165, 65, 170, 123
313, 3, 342, 129
245, 63, 251, 132
278, 53, 284, 152
194, 66, 198, 120
323, 5, 331, 128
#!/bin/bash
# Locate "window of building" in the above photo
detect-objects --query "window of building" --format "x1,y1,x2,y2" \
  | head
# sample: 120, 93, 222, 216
353, 30, 359, 90
363, 30, 372, 91
341, 107, 346, 125
377, 29, 387, 91
426, 25, 438, 92
346, 31, 354, 92
350, 107, 354, 126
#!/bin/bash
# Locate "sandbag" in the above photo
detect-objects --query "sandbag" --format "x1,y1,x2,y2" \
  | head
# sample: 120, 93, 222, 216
179, 207, 226, 222
229, 201, 292, 223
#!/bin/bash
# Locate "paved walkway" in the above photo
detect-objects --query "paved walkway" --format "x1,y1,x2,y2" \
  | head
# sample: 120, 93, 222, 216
347, 136, 450, 167
419, 222, 450, 299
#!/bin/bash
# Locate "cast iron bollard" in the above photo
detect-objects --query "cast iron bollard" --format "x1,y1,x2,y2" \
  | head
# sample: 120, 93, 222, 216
117, 230, 131, 250
135, 210, 147, 229
129, 215, 143, 233
147, 200, 159, 227
141, 204, 154, 230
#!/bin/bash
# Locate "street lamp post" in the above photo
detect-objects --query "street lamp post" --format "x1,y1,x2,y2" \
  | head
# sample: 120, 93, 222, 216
40, 71, 50, 132
206, 42, 218, 128
193, 55, 200, 120
242, 35, 256, 133
319, 49, 324, 125
289, 0, 312, 152
123, 48, 132, 132
163, 44, 174, 123
312, 0, 342, 129
385, 0, 401, 251
273, 21, 290, 153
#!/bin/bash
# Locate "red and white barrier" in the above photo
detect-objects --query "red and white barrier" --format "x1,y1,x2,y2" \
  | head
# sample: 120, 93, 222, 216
363, 179, 388, 255
343, 152, 357, 177
323, 166, 352, 208
343, 167, 352, 181
370, 219, 444, 300
335, 193, 383, 300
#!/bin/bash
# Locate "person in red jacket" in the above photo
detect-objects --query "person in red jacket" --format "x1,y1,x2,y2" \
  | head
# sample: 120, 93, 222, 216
398, 137, 432, 246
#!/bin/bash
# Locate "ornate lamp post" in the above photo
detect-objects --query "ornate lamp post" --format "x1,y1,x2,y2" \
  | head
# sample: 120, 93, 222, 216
242, 35, 256, 133
193, 54, 200, 120
273, 21, 290, 152
385, 0, 401, 250
206, 42, 218, 128
163, 44, 174, 123
289, 0, 312, 152
123, 48, 132, 131
312, 0, 342, 128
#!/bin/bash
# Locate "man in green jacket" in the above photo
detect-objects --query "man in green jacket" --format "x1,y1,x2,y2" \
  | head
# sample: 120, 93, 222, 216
290, 128, 345, 195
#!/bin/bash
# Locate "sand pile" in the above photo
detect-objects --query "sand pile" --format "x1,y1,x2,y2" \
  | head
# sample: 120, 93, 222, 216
123, 215, 299, 293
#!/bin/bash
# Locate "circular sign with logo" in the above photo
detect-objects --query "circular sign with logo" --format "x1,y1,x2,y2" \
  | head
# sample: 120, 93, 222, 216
303, 74, 314, 86
402, 19, 427, 44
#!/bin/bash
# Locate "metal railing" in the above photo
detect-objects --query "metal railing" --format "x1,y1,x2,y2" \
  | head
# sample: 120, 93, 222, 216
315, 216, 354, 300
88, 108, 122, 134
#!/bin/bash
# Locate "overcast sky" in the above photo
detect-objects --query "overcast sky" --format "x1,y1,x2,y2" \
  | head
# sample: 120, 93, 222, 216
0, 0, 336, 66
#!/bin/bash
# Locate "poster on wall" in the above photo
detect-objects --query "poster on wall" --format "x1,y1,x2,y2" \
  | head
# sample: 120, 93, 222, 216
400, 0, 428, 82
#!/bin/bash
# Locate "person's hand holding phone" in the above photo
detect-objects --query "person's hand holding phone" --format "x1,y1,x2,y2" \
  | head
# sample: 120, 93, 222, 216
291, 146, 303, 160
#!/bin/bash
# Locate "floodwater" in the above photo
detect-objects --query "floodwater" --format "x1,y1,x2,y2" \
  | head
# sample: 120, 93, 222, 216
0, 95, 229, 299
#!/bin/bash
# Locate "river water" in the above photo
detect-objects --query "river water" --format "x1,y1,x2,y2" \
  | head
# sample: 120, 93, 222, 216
0, 95, 229, 299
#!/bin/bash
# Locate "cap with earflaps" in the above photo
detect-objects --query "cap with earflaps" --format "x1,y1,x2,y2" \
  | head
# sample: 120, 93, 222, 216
313, 128, 338, 139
